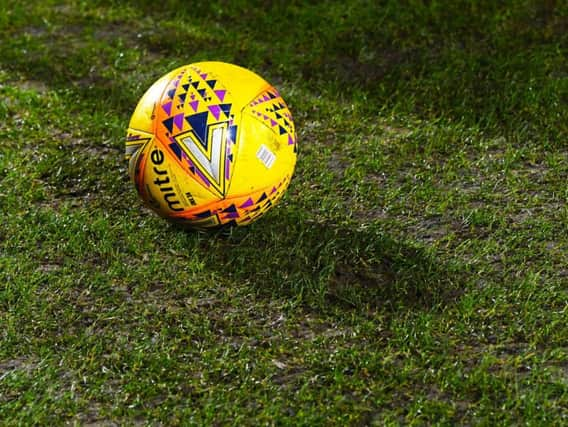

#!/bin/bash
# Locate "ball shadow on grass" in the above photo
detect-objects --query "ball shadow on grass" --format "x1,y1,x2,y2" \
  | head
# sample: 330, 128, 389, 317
191, 208, 464, 313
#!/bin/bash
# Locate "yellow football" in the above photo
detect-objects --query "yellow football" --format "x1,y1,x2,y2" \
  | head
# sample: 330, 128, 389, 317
125, 62, 297, 228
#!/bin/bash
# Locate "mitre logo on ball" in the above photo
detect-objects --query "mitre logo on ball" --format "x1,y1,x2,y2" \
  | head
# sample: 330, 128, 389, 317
125, 62, 297, 228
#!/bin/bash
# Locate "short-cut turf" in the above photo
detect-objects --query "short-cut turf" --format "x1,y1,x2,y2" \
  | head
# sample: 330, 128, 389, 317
1, 1, 566, 425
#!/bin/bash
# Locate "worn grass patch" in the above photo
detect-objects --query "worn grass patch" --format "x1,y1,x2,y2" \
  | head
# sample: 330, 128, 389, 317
1, 0, 567, 425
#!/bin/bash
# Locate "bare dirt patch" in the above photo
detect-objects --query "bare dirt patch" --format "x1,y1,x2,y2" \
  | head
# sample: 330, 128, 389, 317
14, 79, 49, 93
0, 357, 38, 381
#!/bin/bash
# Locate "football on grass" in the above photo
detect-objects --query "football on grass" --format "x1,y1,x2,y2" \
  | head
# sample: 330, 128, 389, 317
125, 62, 297, 228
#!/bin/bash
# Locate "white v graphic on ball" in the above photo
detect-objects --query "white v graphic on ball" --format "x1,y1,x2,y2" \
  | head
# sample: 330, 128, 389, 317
181, 124, 225, 185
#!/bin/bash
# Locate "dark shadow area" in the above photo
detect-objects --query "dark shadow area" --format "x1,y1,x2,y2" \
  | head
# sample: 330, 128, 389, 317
1, 1, 565, 142
120, 0, 567, 142
187, 209, 464, 313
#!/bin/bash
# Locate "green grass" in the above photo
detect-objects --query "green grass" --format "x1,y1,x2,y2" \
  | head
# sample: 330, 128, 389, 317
1, 0, 567, 425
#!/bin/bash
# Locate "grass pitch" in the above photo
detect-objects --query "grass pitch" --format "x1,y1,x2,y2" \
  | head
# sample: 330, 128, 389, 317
1, 1, 567, 425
